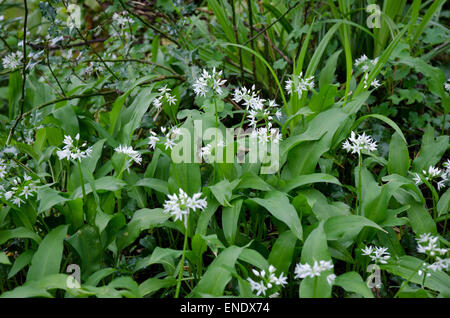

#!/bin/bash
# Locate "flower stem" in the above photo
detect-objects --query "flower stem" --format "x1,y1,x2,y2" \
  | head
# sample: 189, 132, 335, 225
357, 156, 362, 216
77, 159, 86, 203
175, 215, 189, 298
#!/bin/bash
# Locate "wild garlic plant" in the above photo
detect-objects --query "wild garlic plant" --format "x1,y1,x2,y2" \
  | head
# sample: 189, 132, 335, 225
342, 131, 378, 215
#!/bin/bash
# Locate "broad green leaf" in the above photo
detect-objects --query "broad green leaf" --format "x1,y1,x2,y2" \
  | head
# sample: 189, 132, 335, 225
191, 245, 244, 297
388, 132, 410, 176
248, 191, 303, 241
116, 208, 170, 250
222, 199, 243, 245
334, 272, 374, 298
27, 225, 69, 282
324, 215, 386, 241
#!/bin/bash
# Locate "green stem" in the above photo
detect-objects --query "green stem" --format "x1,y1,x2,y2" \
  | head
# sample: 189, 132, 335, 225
175, 215, 190, 298
357, 155, 362, 216
77, 159, 86, 203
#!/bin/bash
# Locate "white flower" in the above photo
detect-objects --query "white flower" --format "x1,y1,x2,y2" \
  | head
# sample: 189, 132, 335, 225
193, 68, 227, 97
164, 138, 176, 150
342, 131, 377, 156
56, 134, 93, 161
361, 245, 391, 264
148, 131, 160, 150
354, 54, 369, 68
326, 274, 336, 286
413, 173, 422, 185
112, 12, 133, 28
416, 233, 448, 257
285, 72, 315, 97
363, 73, 381, 89
248, 265, 287, 297
114, 144, 142, 165
294, 260, 334, 279
153, 97, 163, 110
2, 51, 23, 70
445, 80, 450, 93
163, 189, 207, 226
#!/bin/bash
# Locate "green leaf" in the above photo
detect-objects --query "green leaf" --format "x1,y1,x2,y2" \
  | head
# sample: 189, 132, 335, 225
209, 179, 238, 207
8, 250, 34, 279
268, 230, 297, 275
0, 227, 42, 245
324, 215, 386, 241
135, 247, 181, 272
27, 225, 69, 282
191, 245, 243, 297
168, 163, 201, 196
116, 208, 170, 250
139, 277, 177, 297
222, 199, 243, 245
66, 225, 103, 277
248, 191, 303, 241
280, 173, 341, 193
134, 178, 169, 195
37, 187, 69, 214
0, 251, 11, 265
388, 132, 410, 176
334, 272, 374, 298
299, 222, 332, 298
382, 256, 450, 296
412, 125, 449, 172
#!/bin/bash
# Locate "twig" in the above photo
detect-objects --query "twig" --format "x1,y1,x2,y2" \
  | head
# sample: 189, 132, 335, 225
118, 0, 180, 47
46, 48, 66, 96
21, 90, 117, 118
27, 38, 107, 51
82, 58, 178, 75
243, 1, 301, 45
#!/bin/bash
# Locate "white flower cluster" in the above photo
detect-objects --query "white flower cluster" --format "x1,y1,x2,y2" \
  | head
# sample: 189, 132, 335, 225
444, 79, 450, 93
247, 265, 288, 297
163, 189, 207, 226
114, 144, 142, 165
418, 257, 450, 278
416, 233, 449, 278
153, 85, 177, 110
0, 173, 39, 207
112, 12, 133, 28
56, 134, 93, 161
232, 85, 282, 144
413, 160, 449, 191
416, 233, 448, 257
363, 73, 381, 90
294, 260, 335, 285
285, 72, 315, 98
361, 245, 391, 264
193, 68, 227, 97
342, 131, 378, 156
354, 54, 379, 72
148, 130, 160, 150
163, 126, 182, 150
2, 51, 23, 70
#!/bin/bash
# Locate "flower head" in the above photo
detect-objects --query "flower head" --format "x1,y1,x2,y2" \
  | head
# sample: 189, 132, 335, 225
247, 265, 288, 297
114, 144, 142, 165
193, 67, 227, 97
361, 245, 390, 264
163, 189, 207, 226
56, 134, 93, 161
294, 260, 334, 279
342, 131, 377, 156
285, 72, 314, 97
2, 51, 23, 70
